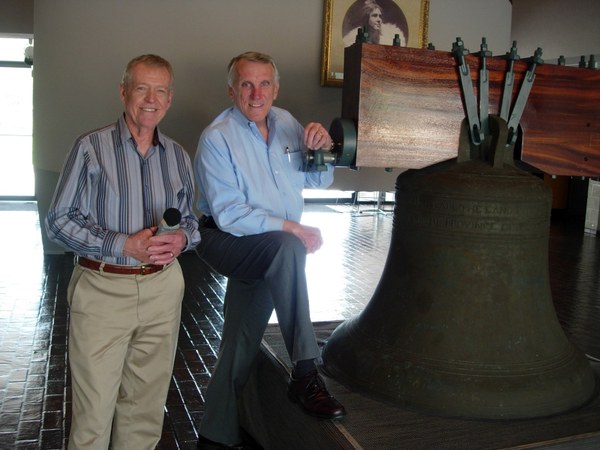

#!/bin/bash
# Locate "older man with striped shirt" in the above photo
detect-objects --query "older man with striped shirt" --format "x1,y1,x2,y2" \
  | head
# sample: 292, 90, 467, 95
46, 54, 200, 450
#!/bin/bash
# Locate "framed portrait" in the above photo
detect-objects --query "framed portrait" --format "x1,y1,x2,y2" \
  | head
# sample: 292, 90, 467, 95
320, 0, 430, 87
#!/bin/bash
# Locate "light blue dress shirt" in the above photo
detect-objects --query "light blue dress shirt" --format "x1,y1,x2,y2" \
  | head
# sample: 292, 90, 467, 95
195, 106, 334, 237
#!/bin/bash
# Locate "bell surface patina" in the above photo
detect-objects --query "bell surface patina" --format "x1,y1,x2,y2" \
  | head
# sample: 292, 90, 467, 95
322, 117, 597, 419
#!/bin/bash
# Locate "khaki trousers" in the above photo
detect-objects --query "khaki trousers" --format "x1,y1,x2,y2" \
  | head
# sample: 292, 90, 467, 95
66, 261, 184, 450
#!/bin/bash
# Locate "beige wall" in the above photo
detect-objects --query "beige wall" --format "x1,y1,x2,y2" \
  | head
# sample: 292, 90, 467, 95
30, 0, 512, 253
512, 0, 600, 61
0, 0, 33, 35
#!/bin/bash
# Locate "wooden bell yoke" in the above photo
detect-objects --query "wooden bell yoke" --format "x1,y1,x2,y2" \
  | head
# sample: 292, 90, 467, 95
335, 42, 600, 176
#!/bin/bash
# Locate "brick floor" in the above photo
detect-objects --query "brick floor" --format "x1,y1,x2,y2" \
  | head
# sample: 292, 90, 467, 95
0, 201, 599, 449
0, 202, 393, 449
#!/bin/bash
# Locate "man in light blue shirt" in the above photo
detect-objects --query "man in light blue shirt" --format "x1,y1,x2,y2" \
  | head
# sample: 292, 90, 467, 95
194, 51, 346, 449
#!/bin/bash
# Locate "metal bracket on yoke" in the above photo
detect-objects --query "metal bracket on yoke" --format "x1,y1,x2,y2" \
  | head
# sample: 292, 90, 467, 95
500, 41, 520, 121
477, 38, 492, 137
458, 115, 515, 168
452, 37, 483, 146
506, 47, 543, 145
453, 38, 543, 161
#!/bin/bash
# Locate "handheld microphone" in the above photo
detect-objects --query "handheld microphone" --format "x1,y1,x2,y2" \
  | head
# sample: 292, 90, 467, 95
156, 208, 181, 234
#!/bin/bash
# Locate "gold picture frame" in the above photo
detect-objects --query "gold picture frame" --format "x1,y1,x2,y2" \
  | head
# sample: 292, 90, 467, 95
320, 0, 429, 87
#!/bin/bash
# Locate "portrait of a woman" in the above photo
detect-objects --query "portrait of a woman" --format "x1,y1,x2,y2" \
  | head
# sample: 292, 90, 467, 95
342, 0, 408, 47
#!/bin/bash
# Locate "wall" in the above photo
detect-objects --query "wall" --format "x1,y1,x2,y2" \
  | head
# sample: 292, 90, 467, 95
31, 0, 511, 253
0, 0, 33, 36
512, 0, 600, 61
427, 0, 512, 52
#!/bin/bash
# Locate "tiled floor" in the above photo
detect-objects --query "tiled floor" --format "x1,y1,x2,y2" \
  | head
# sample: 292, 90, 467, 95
0, 200, 599, 449
0, 201, 394, 449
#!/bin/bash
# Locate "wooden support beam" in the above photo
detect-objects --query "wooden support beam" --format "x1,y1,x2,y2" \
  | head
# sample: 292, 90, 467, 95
342, 44, 600, 176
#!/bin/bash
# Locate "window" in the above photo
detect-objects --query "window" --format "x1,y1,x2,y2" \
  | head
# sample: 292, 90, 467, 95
0, 37, 34, 198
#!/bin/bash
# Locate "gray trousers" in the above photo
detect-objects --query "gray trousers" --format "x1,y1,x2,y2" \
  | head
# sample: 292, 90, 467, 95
196, 225, 320, 445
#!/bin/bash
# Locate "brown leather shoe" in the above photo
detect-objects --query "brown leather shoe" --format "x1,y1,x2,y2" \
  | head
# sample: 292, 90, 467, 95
287, 370, 347, 420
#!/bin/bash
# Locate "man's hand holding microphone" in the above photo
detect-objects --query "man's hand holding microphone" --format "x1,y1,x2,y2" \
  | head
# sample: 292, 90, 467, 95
124, 208, 187, 265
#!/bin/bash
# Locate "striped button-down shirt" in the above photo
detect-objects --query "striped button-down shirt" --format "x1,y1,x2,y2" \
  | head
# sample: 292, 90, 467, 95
46, 115, 200, 265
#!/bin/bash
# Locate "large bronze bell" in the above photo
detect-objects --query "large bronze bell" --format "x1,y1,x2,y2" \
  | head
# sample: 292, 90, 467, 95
322, 116, 597, 419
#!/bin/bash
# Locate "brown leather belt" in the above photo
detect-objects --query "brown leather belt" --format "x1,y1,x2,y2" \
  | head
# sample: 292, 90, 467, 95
76, 256, 164, 275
